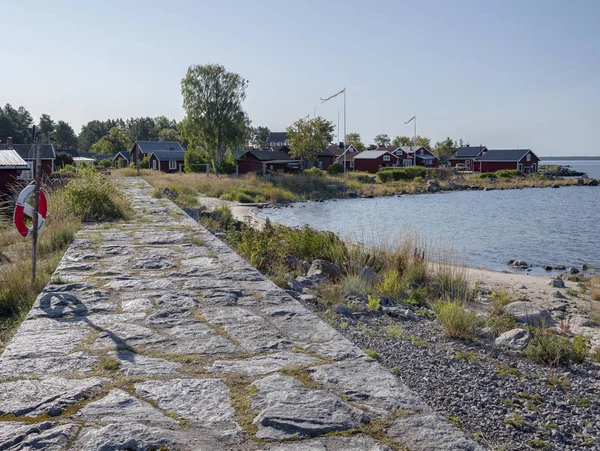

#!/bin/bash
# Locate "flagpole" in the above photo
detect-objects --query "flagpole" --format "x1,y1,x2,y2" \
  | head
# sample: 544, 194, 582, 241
413, 115, 416, 166
343, 88, 347, 175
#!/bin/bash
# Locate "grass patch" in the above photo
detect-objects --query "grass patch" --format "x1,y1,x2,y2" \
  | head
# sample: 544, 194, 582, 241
486, 314, 518, 336
523, 329, 575, 366
547, 377, 570, 390
572, 397, 591, 408
409, 336, 428, 347
433, 298, 481, 340
529, 439, 552, 449
364, 349, 380, 359
504, 414, 524, 428
367, 295, 380, 312
455, 351, 479, 362
383, 324, 404, 339
341, 273, 369, 296
496, 364, 521, 378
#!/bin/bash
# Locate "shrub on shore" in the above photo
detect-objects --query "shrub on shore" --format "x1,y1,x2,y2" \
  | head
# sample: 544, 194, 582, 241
524, 329, 573, 366
433, 298, 481, 340
65, 170, 130, 221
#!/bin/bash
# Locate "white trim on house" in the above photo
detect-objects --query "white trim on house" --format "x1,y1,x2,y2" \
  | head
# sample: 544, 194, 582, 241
169, 160, 177, 170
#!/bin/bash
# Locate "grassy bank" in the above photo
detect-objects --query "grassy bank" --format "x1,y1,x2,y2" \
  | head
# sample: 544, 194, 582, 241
0, 169, 130, 352
132, 167, 579, 207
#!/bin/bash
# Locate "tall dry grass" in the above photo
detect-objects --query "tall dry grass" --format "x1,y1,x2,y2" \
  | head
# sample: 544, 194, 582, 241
0, 186, 81, 351
589, 276, 600, 302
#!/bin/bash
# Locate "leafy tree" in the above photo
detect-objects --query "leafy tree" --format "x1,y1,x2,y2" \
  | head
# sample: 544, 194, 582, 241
415, 135, 431, 148
38, 114, 55, 138
327, 162, 344, 175
374, 134, 391, 147
54, 120, 78, 148
286, 116, 335, 161
250, 126, 270, 149
154, 116, 177, 133
90, 127, 130, 155
0, 104, 34, 143
139, 155, 150, 169
181, 64, 249, 173
159, 128, 180, 142
345, 132, 365, 151
79, 120, 110, 151
433, 137, 456, 159
392, 136, 412, 147
184, 145, 211, 172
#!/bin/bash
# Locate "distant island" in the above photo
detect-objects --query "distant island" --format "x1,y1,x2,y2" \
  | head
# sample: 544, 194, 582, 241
540, 156, 600, 161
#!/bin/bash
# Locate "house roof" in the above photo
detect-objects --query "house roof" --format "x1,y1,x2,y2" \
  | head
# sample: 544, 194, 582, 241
327, 144, 358, 156
0, 149, 29, 169
335, 152, 360, 163
478, 149, 534, 162
452, 146, 487, 159
134, 141, 185, 154
112, 152, 129, 161
316, 149, 335, 157
353, 150, 397, 160
397, 146, 430, 154
244, 150, 291, 161
270, 146, 290, 152
56, 148, 80, 157
268, 132, 289, 143
376, 146, 399, 153
415, 154, 437, 160
152, 150, 186, 161
0, 144, 56, 160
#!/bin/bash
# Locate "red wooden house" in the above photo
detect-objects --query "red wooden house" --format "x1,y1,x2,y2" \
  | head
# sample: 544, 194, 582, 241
352, 150, 399, 173
396, 146, 439, 167
0, 138, 56, 180
148, 150, 186, 173
449, 146, 488, 169
237, 150, 302, 175
473, 149, 539, 173
112, 152, 130, 167
0, 148, 28, 195
334, 151, 360, 171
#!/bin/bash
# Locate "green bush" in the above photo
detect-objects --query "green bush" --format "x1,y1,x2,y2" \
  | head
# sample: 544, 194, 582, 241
497, 169, 523, 178
327, 163, 344, 175
377, 167, 451, 183
64, 170, 129, 222
571, 335, 590, 364
413, 176, 424, 183
98, 159, 112, 169
342, 274, 369, 296
304, 167, 326, 177
524, 330, 572, 366
433, 299, 481, 340
376, 269, 404, 300
479, 172, 497, 179
139, 155, 150, 169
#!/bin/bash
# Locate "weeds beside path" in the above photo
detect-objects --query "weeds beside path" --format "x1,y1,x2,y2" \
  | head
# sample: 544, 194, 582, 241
0, 169, 130, 352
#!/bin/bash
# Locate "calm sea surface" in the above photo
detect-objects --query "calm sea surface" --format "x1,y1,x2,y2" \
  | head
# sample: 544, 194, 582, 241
259, 161, 600, 274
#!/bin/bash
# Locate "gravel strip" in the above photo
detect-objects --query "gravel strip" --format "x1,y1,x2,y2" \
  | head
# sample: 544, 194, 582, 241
302, 303, 600, 451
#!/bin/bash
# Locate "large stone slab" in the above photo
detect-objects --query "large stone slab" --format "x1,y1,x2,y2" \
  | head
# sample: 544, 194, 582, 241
0, 422, 80, 451
108, 350, 183, 376
0, 377, 105, 417
209, 351, 321, 376
308, 358, 427, 413
259, 435, 393, 450
134, 379, 239, 439
388, 413, 485, 451
72, 423, 189, 451
75, 389, 178, 425
252, 388, 371, 440
26, 292, 116, 319
0, 352, 98, 380
202, 306, 292, 353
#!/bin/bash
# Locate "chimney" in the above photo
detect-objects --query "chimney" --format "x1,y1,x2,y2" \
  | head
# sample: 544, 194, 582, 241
7, 137, 13, 148
159, 137, 165, 142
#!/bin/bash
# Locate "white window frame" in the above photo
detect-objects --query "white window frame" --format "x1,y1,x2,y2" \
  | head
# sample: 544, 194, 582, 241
349, 161, 354, 168
526, 153, 531, 162
152, 159, 157, 170
169, 160, 177, 170
383, 155, 390, 162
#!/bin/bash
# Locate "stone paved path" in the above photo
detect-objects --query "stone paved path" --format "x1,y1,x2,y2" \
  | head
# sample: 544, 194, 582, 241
0, 178, 483, 451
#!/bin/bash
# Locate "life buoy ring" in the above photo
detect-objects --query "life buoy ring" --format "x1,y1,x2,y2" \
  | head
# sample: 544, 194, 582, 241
13, 184, 48, 238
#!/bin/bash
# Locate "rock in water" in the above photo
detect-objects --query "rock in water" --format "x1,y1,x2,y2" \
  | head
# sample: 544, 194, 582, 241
495, 328, 532, 351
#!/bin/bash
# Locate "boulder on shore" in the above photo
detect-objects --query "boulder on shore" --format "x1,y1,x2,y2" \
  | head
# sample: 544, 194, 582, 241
567, 267, 580, 275
588, 178, 599, 186
504, 301, 553, 327
307, 259, 343, 280
510, 260, 529, 269
547, 278, 566, 289
495, 328, 532, 351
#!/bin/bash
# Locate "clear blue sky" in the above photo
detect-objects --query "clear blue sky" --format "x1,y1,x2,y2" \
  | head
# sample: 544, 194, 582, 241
1, 0, 598, 156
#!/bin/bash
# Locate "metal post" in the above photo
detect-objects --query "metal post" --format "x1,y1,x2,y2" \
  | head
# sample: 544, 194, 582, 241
31, 130, 43, 284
